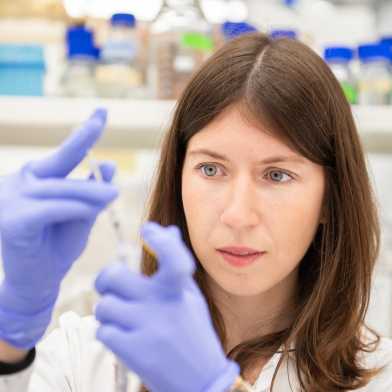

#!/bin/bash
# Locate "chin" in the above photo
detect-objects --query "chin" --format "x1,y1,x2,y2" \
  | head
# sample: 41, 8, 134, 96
215, 278, 271, 297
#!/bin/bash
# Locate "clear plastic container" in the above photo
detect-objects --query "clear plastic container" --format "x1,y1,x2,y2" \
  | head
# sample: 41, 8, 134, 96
97, 13, 144, 98
324, 46, 357, 105
248, 0, 301, 37
358, 44, 392, 106
148, 0, 214, 100
380, 37, 392, 105
62, 25, 99, 97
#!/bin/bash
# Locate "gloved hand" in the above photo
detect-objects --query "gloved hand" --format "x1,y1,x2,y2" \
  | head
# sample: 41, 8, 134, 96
0, 108, 119, 349
94, 222, 240, 392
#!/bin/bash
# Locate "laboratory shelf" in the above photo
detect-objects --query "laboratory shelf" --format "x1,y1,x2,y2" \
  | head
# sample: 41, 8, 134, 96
1, 96, 392, 151
0, 96, 176, 149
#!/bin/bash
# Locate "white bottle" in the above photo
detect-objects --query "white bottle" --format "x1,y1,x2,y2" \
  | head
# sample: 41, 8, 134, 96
97, 13, 143, 98
324, 46, 357, 105
62, 25, 98, 97
247, 0, 301, 35
358, 43, 392, 106
148, 0, 214, 100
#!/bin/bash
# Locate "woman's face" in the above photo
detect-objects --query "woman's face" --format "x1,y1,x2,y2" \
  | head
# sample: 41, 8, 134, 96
181, 104, 326, 297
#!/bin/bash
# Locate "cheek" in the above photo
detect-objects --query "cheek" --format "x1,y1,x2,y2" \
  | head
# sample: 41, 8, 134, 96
182, 176, 222, 260
182, 176, 206, 237
182, 175, 222, 219
182, 177, 202, 222
271, 190, 323, 267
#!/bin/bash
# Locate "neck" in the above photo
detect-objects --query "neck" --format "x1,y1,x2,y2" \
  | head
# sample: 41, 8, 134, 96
207, 270, 298, 353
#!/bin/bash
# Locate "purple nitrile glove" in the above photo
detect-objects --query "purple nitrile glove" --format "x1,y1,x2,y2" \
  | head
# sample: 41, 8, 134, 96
0, 108, 119, 349
94, 222, 240, 392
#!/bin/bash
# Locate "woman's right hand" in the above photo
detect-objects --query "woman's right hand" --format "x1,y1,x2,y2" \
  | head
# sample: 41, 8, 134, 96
0, 108, 118, 350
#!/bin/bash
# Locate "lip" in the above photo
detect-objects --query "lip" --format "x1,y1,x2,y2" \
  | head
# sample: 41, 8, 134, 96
217, 246, 262, 255
217, 249, 265, 268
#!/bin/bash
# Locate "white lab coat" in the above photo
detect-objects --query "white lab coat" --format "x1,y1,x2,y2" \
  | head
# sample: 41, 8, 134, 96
0, 311, 391, 392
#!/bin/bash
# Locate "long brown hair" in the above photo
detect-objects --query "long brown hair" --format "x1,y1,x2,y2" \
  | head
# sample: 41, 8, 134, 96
139, 33, 383, 391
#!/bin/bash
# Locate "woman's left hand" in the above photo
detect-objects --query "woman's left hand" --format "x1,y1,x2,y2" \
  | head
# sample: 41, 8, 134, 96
94, 221, 240, 392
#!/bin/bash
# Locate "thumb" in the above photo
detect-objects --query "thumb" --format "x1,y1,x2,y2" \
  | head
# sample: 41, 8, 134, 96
140, 222, 195, 295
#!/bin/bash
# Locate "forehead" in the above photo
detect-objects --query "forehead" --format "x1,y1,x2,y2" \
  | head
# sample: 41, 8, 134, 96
186, 104, 300, 158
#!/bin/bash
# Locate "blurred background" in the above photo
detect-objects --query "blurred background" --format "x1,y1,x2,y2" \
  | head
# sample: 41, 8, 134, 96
0, 0, 391, 338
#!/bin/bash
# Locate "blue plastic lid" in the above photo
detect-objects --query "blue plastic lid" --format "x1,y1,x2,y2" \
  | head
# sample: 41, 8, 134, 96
66, 25, 99, 59
358, 43, 390, 62
222, 22, 257, 40
0, 44, 45, 69
110, 13, 136, 27
324, 47, 354, 63
270, 29, 297, 40
380, 36, 392, 47
93, 46, 101, 60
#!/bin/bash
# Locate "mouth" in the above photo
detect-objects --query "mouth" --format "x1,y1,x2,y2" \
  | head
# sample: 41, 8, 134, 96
216, 250, 265, 267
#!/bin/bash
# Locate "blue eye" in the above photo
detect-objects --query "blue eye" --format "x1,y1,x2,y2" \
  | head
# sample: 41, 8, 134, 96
199, 164, 220, 177
196, 164, 293, 183
266, 170, 293, 183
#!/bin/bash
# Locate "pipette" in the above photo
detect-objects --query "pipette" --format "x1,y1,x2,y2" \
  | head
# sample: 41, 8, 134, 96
87, 154, 156, 392
88, 154, 129, 392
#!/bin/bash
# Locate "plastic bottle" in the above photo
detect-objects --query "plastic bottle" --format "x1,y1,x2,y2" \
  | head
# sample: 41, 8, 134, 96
379, 38, 392, 104
247, 0, 300, 35
148, 0, 214, 100
62, 25, 99, 97
97, 13, 144, 98
358, 44, 392, 106
324, 46, 357, 105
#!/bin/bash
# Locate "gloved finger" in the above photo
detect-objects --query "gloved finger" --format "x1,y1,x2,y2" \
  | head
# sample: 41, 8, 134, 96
95, 263, 154, 301
88, 161, 117, 183
95, 294, 148, 330
20, 198, 106, 229
96, 324, 134, 360
28, 108, 107, 179
22, 174, 119, 205
96, 326, 154, 383
140, 222, 195, 294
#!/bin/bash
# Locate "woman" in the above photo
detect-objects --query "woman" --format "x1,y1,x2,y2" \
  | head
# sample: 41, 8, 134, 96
0, 33, 391, 391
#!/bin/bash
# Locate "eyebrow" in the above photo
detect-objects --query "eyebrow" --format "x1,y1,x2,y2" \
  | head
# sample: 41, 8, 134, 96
188, 148, 307, 165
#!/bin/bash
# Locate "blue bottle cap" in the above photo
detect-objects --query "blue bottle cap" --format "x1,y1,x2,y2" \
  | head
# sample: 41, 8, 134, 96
222, 21, 258, 40
358, 43, 390, 62
283, 0, 297, 6
324, 47, 354, 63
94, 46, 101, 60
270, 29, 297, 40
66, 26, 98, 59
380, 36, 392, 47
110, 13, 136, 27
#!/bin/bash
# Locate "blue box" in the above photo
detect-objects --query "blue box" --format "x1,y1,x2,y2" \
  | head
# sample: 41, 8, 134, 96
0, 45, 46, 96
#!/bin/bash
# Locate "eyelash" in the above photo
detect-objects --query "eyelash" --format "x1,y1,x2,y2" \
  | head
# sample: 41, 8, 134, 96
195, 163, 295, 184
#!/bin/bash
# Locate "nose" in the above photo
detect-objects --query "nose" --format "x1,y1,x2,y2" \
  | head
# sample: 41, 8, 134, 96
219, 176, 260, 229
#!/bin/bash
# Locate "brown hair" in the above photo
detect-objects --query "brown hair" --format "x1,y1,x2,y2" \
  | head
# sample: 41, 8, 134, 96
139, 33, 383, 391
